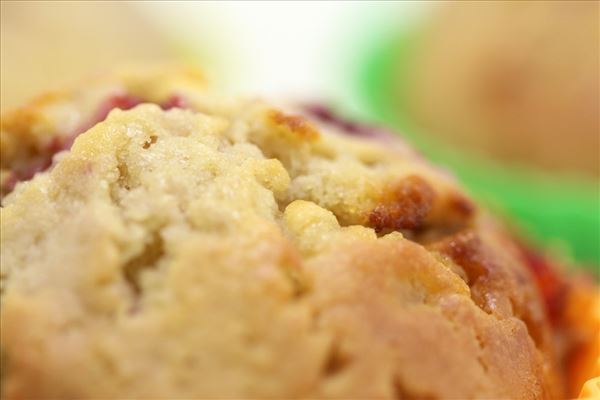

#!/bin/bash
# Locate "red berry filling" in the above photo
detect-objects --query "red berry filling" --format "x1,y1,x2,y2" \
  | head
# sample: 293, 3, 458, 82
303, 104, 396, 142
516, 241, 568, 326
1, 93, 190, 198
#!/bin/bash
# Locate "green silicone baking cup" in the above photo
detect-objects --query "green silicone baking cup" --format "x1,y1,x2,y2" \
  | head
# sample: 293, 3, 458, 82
354, 29, 599, 269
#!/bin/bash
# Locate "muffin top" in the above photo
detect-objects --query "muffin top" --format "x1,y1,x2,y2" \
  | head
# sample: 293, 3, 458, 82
0, 67, 563, 399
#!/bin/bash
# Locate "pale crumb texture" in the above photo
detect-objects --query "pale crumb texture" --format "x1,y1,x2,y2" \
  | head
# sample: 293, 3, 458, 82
0, 70, 563, 399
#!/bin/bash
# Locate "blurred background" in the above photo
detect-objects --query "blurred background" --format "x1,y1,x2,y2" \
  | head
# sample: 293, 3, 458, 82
1, 1, 598, 270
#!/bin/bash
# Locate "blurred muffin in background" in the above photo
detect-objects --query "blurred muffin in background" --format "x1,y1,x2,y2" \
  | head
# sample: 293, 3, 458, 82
407, 1, 599, 176
0, 1, 171, 111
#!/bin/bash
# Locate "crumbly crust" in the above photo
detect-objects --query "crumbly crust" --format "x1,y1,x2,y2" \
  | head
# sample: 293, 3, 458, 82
1, 69, 563, 399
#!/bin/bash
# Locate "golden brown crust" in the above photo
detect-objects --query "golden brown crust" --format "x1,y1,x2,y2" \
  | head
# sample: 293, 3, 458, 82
267, 109, 320, 141
369, 175, 435, 232
301, 234, 557, 399
0, 68, 566, 399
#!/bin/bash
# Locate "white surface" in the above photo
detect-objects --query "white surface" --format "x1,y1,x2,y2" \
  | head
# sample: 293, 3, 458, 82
139, 1, 429, 113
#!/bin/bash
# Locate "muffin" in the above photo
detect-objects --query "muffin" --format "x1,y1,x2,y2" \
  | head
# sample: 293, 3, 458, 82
0, 67, 593, 399
407, 1, 599, 176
